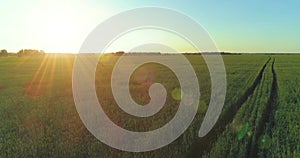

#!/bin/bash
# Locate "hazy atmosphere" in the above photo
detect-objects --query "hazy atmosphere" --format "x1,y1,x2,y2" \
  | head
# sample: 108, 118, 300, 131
1, 0, 300, 53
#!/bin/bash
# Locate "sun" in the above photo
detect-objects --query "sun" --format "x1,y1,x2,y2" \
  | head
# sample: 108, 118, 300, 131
26, 6, 84, 53
24, 1, 114, 53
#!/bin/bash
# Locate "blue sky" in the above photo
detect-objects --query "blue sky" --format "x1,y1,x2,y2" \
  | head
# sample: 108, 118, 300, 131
0, 0, 299, 53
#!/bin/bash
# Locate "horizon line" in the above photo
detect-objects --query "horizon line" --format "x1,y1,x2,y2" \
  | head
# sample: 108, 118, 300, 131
6, 51, 300, 54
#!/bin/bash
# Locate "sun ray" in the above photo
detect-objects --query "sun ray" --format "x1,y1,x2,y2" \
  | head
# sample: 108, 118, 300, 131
28, 55, 49, 85
35, 55, 52, 95
48, 54, 57, 94
25, 55, 49, 96
61, 55, 75, 97
65, 55, 74, 79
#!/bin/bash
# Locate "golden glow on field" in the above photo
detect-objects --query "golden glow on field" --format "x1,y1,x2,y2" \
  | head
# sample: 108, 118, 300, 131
25, 55, 50, 96
25, 54, 74, 97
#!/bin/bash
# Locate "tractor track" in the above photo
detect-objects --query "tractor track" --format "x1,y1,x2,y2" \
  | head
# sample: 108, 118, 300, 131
188, 57, 271, 158
248, 58, 278, 158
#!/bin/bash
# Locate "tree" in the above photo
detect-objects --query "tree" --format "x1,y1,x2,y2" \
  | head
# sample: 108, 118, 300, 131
17, 49, 45, 57
115, 51, 125, 56
0, 49, 8, 56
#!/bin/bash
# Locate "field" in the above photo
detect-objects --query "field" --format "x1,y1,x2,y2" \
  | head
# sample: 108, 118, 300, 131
0, 54, 299, 157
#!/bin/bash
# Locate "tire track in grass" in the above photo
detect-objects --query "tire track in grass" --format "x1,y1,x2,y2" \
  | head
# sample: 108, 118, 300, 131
249, 58, 278, 158
188, 57, 271, 157
242, 66, 267, 126
243, 59, 271, 158
203, 60, 272, 157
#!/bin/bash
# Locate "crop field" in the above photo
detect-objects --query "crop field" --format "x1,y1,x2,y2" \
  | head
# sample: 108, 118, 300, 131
0, 54, 299, 157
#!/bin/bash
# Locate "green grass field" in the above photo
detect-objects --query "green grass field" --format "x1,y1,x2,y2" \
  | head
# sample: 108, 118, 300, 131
0, 54, 299, 157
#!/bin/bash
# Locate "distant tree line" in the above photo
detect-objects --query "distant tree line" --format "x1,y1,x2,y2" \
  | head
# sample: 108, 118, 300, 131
17, 49, 45, 57
115, 51, 125, 56
0, 49, 8, 57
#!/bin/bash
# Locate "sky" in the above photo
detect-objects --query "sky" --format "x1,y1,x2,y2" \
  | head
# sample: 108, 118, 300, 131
0, 0, 299, 53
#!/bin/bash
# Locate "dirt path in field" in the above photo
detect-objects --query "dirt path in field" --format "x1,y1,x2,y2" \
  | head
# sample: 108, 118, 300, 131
188, 57, 272, 158
248, 58, 278, 158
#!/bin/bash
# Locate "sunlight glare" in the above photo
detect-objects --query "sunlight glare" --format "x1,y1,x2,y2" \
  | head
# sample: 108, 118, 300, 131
25, 1, 114, 53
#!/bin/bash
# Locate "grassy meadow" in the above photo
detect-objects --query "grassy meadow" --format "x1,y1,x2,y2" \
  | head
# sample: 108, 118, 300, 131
0, 54, 299, 157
